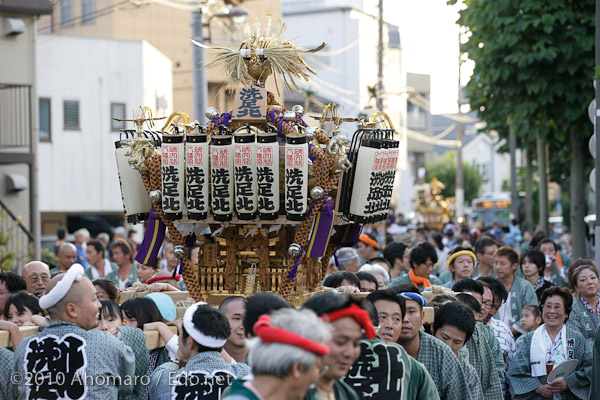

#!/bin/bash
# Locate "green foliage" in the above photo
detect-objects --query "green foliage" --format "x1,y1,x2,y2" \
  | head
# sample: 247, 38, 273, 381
0, 211, 15, 272
452, 0, 594, 149
424, 151, 484, 202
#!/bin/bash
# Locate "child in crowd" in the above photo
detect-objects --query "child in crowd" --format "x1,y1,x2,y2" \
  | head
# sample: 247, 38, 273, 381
4, 292, 46, 327
515, 305, 542, 351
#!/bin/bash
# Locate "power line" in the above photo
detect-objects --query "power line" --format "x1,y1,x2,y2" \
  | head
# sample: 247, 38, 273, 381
38, 0, 133, 34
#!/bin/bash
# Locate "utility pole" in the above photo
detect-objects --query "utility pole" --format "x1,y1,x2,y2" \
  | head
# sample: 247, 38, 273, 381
455, 29, 464, 220
509, 123, 518, 220
595, 0, 600, 266
192, 7, 208, 124
377, 0, 384, 110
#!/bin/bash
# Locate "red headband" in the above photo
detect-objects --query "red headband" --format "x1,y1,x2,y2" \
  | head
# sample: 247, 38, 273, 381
321, 303, 377, 339
359, 234, 379, 249
253, 315, 330, 356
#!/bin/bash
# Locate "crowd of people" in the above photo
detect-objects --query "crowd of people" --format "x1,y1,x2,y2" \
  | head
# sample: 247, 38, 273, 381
0, 217, 599, 399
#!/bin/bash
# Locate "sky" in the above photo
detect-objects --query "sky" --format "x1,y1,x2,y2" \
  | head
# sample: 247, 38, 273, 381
371, 0, 474, 115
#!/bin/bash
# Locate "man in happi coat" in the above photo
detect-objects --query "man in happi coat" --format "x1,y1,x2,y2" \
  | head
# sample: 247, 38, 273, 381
0, 347, 17, 399
358, 289, 440, 400
493, 246, 538, 335
149, 302, 251, 399
390, 286, 474, 399
13, 264, 135, 399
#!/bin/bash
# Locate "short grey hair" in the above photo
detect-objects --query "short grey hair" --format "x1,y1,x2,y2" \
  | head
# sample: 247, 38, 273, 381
359, 263, 390, 287
248, 308, 331, 378
74, 228, 90, 239
336, 247, 359, 268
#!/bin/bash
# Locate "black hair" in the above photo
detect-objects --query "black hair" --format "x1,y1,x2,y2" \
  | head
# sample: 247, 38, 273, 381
456, 293, 482, 314
433, 302, 476, 343
4, 292, 44, 318
218, 296, 247, 313
477, 275, 508, 302
529, 234, 546, 249
537, 238, 558, 253
382, 242, 407, 268
369, 257, 391, 270
474, 236, 498, 255
356, 272, 378, 290
120, 297, 164, 329
323, 271, 362, 290
520, 248, 546, 277
243, 292, 292, 337
452, 278, 484, 297
432, 233, 444, 251
92, 278, 119, 302
366, 289, 406, 319
409, 242, 438, 269
429, 294, 457, 309
56, 227, 67, 240
181, 304, 230, 351
87, 239, 105, 256
388, 282, 421, 295
100, 299, 122, 321
360, 232, 379, 249
0, 272, 26, 293
522, 304, 541, 319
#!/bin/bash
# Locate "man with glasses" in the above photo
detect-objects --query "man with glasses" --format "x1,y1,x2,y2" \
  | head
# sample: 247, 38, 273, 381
479, 276, 517, 399
22, 261, 51, 297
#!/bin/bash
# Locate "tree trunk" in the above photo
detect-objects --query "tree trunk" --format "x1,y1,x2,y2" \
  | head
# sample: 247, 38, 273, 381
525, 149, 535, 231
537, 136, 549, 235
570, 133, 586, 259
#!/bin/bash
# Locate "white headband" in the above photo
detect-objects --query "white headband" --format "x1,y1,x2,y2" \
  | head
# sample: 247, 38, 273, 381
182, 302, 228, 348
240, 48, 264, 57
39, 264, 85, 310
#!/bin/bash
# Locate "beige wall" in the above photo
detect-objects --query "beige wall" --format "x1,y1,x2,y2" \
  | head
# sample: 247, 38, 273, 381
39, 0, 283, 116
0, 14, 36, 84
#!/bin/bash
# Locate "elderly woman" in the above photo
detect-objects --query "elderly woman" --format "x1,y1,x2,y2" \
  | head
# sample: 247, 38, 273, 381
567, 262, 600, 344
507, 286, 592, 399
223, 308, 331, 400
442, 246, 477, 289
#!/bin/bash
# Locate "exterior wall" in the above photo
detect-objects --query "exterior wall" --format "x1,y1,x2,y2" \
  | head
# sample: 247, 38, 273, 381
462, 134, 513, 194
38, 0, 282, 118
36, 35, 172, 220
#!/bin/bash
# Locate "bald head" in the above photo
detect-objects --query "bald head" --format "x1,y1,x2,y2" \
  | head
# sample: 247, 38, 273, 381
22, 261, 50, 296
57, 243, 77, 272
45, 274, 100, 330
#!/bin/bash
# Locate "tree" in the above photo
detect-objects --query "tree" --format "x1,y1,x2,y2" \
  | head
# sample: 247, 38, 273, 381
424, 151, 483, 202
450, 0, 594, 257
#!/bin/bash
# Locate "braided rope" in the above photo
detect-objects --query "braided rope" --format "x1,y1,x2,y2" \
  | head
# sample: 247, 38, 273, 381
278, 130, 339, 297
141, 155, 204, 301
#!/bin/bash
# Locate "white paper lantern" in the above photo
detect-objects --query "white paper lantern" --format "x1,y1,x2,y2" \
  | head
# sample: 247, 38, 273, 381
211, 136, 235, 221
161, 134, 185, 220
186, 134, 209, 220
256, 133, 280, 220
234, 134, 258, 220
285, 136, 308, 221
115, 139, 152, 224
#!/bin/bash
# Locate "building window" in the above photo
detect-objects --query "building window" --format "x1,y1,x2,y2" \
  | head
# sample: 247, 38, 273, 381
63, 100, 80, 130
110, 103, 126, 131
60, 0, 73, 27
81, 0, 95, 25
39, 98, 51, 142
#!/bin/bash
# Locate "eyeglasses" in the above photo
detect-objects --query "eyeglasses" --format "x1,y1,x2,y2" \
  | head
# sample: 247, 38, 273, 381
542, 304, 564, 312
482, 300, 493, 309
28, 275, 50, 284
